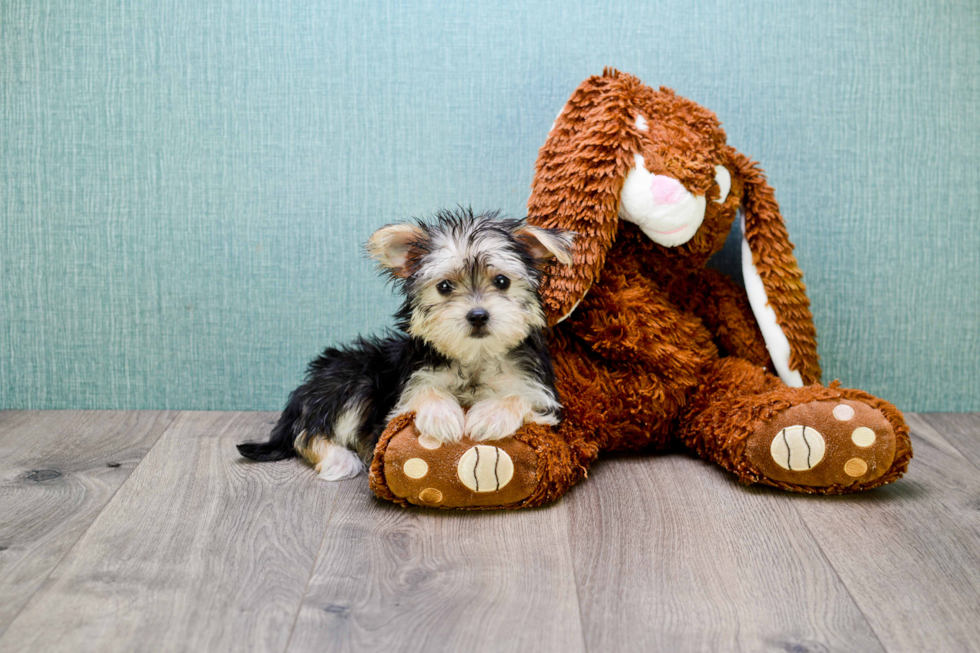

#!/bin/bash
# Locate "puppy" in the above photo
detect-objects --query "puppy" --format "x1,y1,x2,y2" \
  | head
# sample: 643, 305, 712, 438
237, 208, 574, 481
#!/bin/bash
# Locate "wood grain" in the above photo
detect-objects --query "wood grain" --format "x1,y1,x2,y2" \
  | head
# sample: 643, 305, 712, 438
789, 413, 980, 652
0, 410, 177, 635
910, 412, 980, 470
2, 411, 979, 653
0, 411, 337, 653
286, 480, 585, 653
566, 452, 885, 653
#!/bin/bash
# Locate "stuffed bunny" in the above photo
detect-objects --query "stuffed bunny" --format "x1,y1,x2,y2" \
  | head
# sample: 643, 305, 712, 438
370, 69, 912, 509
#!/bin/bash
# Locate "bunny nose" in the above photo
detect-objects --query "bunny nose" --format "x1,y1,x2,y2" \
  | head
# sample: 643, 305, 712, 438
466, 308, 489, 327
650, 175, 687, 204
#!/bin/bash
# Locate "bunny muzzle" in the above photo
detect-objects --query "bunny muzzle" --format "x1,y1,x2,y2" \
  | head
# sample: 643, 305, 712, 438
618, 153, 732, 248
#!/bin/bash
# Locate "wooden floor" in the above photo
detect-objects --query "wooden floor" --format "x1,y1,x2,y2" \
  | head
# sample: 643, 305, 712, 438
0, 412, 978, 652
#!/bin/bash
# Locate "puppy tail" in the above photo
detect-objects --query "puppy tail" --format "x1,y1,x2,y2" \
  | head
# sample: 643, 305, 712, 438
237, 392, 301, 462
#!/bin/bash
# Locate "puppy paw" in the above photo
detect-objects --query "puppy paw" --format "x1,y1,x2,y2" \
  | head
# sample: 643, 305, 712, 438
415, 399, 466, 444
314, 443, 365, 481
465, 400, 524, 442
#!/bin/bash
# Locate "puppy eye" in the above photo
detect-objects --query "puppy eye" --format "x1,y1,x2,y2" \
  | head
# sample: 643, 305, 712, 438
493, 275, 510, 290
436, 280, 453, 296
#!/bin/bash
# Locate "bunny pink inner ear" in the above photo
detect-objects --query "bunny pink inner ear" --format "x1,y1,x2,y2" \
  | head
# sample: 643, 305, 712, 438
515, 226, 574, 266
366, 223, 423, 277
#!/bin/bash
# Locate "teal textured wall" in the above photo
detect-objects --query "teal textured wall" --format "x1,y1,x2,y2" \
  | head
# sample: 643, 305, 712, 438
2, 0, 978, 411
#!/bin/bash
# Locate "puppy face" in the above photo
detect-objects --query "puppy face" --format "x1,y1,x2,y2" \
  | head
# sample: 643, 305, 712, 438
410, 231, 542, 362
368, 209, 573, 363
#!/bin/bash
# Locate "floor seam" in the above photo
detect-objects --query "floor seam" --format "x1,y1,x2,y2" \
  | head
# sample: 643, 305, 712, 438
563, 496, 592, 653
791, 502, 891, 653
911, 413, 980, 475
281, 478, 344, 653
0, 410, 180, 642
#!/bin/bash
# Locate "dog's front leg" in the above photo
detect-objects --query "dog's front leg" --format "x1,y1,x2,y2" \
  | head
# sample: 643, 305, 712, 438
465, 395, 531, 442
408, 387, 466, 444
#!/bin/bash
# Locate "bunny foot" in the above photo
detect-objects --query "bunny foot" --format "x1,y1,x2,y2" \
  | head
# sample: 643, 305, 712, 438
744, 398, 903, 490
369, 415, 540, 509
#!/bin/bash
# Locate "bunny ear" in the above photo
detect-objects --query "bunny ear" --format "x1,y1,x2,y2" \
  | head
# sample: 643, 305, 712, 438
732, 150, 821, 386
527, 69, 638, 325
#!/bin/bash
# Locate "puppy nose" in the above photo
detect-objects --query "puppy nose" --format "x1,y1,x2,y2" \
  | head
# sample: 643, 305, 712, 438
466, 308, 489, 327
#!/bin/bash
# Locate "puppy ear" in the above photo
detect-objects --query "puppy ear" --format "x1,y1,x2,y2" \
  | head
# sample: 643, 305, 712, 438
514, 225, 575, 266
731, 150, 821, 386
366, 223, 423, 278
527, 69, 639, 325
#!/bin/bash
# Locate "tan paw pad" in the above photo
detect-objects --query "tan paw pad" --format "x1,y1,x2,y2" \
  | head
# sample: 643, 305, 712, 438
851, 427, 876, 447
418, 487, 443, 504
844, 458, 868, 477
457, 445, 514, 493
403, 458, 428, 479
833, 404, 855, 421
769, 425, 826, 471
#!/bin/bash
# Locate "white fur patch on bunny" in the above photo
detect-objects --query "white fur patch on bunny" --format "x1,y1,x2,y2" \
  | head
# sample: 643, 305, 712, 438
740, 211, 804, 387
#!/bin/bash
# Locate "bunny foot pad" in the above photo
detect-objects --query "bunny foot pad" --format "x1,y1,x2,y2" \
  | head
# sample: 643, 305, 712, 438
745, 399, 897, 489
371, 422, 539, 509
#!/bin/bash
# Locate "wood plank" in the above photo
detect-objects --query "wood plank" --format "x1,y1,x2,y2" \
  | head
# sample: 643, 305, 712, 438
0, 411, 338, 653
0, 410, 177, 635
286, 479, 585, 653
4, 411, 976, 652
790, 413, 980, 652
911, 412, 980, 470
567, 452, 885, 653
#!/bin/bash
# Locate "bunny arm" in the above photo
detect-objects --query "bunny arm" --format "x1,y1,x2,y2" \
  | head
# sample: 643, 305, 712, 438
668, 268, 772, 369
568, 266, 719, 391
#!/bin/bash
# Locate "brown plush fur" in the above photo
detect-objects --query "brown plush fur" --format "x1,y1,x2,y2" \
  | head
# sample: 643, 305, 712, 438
369, 413, 418, 508
523, 69, 909, 499
370, 69, 911, 508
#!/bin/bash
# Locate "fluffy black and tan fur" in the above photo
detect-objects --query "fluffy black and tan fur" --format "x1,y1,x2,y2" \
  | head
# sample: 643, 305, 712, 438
237, 208, 573, 480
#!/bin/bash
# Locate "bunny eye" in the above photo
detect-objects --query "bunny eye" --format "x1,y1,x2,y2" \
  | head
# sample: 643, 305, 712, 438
713, 165, 731, 204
